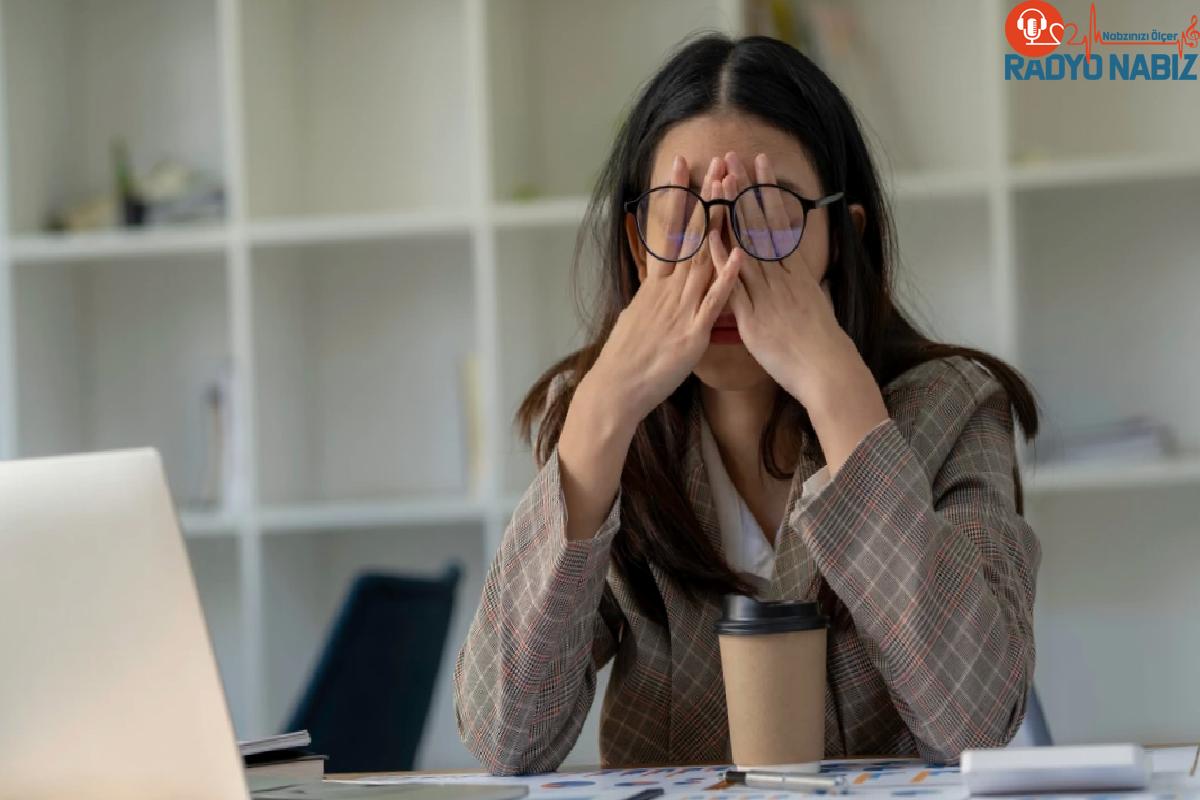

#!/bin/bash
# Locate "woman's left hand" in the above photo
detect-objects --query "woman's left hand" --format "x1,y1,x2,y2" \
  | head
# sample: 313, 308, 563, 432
707, 151, 890, 473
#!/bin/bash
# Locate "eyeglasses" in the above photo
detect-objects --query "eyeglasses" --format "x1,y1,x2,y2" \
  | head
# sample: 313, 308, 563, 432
623, 183, 845, 263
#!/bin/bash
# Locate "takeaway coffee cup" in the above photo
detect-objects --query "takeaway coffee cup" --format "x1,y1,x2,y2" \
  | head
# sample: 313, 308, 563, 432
716, 594, 829, 767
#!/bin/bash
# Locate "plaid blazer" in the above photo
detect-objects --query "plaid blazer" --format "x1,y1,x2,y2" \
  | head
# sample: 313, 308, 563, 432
454, 355, 1041, 775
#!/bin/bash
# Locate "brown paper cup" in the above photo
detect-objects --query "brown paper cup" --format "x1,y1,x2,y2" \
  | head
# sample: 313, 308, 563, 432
716, 595, 828, 767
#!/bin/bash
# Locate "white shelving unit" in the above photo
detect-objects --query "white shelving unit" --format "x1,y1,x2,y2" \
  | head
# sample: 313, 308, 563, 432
0, 0, 1196, 765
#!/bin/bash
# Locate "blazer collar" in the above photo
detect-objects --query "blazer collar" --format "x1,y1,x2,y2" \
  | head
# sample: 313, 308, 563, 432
680, 394, 826, 603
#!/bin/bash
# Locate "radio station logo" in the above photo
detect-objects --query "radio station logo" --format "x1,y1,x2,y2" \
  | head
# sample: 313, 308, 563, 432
1005, 1, 1199, 80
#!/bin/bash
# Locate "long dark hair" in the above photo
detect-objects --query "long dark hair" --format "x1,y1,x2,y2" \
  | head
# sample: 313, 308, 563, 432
515, 32, 1040, 624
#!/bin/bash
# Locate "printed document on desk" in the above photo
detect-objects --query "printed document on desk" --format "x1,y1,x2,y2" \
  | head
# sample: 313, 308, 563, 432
342, 751, 1200, 800
341, 760, 967, 800
253, 782, 529, 800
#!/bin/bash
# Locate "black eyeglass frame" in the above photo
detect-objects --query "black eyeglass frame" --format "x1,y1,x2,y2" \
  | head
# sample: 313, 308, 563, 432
623, 183, 846, 263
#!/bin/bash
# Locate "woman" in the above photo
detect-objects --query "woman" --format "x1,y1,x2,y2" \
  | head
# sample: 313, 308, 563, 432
453, 32, 1041, 775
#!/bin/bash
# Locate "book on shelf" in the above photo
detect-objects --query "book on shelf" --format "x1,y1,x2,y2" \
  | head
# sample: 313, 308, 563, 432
460, 351, 483, 493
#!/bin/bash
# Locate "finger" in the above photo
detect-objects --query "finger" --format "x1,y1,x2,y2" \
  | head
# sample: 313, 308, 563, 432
677, 157, 719, 279
724, 151, 771, 260
728, 261, 754, 323
775, 253, 829, 323
783, 245, 824, 297
695, 239, 744, 331
675, 155, 720, 280
710, 184, 726, 250
646, 154, 692, 279
724, 172, 768, 296
710, 175, 731, 258
707, 204, 728, 265
708, 225, 755, 324
753, 153, 794, 262
679, 162, 721, 304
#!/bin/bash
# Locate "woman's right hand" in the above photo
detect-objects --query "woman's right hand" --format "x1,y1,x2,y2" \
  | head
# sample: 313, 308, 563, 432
585, 154, 742, 426
555, 154, 741, 541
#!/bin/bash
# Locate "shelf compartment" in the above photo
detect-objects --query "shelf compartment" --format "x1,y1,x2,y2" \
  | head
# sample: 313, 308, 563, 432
252, 235, 476, 505
1007, 0, 1200, 166
1014, 176, 1200, 456
12, 252, 232, 515
1030, 485, 1200, 744
797, 0, 993, 175
486, 0, 739, 203
1, 0, 226, 234
890, 193, 999, 354
239, 0, 470, 219
260, 523, 483, 765
496, 224, 595, 496
186, 535, 249, 737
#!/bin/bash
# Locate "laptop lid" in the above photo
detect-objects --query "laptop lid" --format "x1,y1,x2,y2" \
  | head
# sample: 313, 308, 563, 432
0, 448, 248, 799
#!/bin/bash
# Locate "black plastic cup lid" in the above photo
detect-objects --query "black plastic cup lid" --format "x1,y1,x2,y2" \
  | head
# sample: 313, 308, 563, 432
715, 594, 828, 635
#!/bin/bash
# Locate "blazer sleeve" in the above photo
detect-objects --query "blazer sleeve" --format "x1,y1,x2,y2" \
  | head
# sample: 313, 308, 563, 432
792, 361, 1041, 761
453, 372, 625, 775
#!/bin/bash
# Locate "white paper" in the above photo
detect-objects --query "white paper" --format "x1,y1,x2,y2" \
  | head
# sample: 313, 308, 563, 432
1151, 746, 1200, 775
341, 753, 1200, 800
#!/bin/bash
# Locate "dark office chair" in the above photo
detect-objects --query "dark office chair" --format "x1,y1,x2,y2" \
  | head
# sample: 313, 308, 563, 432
283, 563, 463, 773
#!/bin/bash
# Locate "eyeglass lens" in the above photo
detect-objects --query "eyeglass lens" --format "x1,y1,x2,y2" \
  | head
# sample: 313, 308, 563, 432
733, 186, 805, 260
635, 186, 807, 262
635, 187, 707, 262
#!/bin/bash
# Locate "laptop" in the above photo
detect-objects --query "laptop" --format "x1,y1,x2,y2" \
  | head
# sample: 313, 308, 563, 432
0, 448, 249, 798
0, 448, 532, 800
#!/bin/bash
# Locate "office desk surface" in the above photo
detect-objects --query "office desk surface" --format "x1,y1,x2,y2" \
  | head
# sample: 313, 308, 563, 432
330, 745, 1200, 781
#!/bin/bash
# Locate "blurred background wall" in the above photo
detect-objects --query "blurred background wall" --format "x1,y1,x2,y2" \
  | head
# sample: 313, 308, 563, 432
0, 0, 1196, 769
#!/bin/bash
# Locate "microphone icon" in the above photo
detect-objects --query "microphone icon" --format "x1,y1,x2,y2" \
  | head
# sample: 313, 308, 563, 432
1018, 8, 1048, 43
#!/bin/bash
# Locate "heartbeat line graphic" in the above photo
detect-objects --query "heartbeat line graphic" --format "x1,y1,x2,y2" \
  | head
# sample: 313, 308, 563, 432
1062, 2, 1200, 59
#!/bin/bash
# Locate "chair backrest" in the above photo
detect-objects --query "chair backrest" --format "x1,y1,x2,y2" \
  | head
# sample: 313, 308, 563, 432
284, 563, 462, 773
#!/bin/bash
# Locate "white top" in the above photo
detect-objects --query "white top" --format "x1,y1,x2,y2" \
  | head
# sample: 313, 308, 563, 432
698, 411, 833, 582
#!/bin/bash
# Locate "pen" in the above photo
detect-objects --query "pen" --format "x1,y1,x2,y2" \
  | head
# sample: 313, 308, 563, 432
725, 770, 849, 794
621, 789, 665, 800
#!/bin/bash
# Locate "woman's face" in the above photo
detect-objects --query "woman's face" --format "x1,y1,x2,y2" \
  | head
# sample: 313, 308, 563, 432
625, 112, 856, 393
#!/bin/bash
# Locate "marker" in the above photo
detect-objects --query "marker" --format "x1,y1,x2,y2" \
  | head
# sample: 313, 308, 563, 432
725, 770, 849, 794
